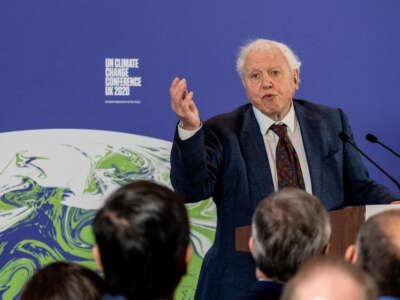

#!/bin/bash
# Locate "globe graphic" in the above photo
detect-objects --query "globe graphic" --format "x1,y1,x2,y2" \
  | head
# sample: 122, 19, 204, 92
0, 129, 216, 300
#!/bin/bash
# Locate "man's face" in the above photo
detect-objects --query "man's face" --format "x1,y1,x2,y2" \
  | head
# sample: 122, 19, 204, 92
242, 47, 299, 121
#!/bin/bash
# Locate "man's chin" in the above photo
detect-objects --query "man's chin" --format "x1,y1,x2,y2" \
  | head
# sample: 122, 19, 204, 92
261, 109, 279, 119
259, 105, 279, 114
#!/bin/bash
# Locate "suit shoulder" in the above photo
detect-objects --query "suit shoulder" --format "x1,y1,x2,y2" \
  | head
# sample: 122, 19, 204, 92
203, 103, 251, 131
294, 98, 342, 117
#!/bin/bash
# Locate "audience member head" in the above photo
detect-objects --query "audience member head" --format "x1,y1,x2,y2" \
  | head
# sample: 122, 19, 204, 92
20, 261, 105, 300
281, 255, 378, 300
250, 188, 331, 282
92, 180, 191, 300
345, 209, 400, 298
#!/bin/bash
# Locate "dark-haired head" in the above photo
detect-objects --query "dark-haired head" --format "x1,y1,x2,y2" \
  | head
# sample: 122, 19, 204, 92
92, 180, 191, 300
20, 261, 105, 300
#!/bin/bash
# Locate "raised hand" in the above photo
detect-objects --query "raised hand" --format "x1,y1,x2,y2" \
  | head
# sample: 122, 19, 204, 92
170, 77, 201, 130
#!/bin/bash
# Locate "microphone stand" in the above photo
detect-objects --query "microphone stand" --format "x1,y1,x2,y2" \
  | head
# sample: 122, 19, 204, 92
339, 132, 400, 191
366, 133, 400, 159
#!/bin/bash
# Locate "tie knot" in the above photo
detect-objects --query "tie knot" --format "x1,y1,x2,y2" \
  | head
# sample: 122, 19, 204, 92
270, 124, 287, 137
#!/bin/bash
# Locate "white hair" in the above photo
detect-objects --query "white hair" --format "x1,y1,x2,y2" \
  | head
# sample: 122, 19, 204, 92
236, 39, 302, 79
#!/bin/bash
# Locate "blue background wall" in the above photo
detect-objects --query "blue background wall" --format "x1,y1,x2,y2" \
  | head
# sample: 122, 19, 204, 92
2, 0, 399, 191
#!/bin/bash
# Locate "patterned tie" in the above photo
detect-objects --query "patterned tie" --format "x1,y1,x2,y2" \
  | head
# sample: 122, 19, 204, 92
270, 124, 305, 190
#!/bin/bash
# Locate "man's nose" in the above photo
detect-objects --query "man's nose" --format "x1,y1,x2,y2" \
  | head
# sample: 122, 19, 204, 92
261, 74, 272, 88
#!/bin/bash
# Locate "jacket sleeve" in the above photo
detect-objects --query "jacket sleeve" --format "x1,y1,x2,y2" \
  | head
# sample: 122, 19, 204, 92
170, 124, 223, 203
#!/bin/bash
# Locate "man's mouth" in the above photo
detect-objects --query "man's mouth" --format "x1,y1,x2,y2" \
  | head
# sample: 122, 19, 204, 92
262, 94, 276, 100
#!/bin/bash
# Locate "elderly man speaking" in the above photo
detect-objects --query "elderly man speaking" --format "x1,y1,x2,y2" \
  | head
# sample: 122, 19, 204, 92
169, 39, 398, 300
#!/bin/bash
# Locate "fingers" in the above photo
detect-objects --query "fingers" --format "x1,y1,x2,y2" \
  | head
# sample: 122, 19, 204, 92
183, 90, 196, 113
170, 77, 182, 95
171, 77, 179, 87
170, 77, 185, 92
174, 89, 195, 116
170, 77, 200, 129
170, 77, 189, 113
170, 78, 186, 103
187, 91, 199, 114
184, 90, 194, 103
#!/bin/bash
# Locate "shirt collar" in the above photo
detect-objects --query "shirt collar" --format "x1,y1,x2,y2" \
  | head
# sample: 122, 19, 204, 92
252, 101, 296, 135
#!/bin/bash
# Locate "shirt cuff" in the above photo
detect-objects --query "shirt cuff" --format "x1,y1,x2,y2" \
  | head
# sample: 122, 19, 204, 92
177, 121, 202, 140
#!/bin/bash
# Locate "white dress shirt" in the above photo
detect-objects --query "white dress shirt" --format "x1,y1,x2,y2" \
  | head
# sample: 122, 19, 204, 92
177, 101, 313, 194
252, 103, 312, 193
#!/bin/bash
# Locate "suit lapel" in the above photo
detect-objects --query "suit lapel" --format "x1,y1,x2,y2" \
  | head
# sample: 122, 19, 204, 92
239, 106, 275, 206
293, 101, 325, 199
238, 101, 328, 204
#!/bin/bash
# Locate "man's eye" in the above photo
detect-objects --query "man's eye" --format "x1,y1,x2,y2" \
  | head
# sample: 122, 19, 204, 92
251, 73, 260, 79
271, 70, 280, 76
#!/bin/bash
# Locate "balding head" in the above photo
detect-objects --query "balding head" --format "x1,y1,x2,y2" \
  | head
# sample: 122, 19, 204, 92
281, 256, 378, 300
355, 209, 400, 297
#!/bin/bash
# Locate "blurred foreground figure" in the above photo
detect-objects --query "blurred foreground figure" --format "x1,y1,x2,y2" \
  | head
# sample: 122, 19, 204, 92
346, 209, 400, 300
92, 180, 191, 300
281, 256, 378, 300
20, 261, 105, 300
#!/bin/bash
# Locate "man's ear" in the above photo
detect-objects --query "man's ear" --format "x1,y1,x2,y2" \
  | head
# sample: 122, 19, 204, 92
185, 245, 193, 265
242, 79, 247, 89
249, 237, 254, 256
344, 244, 358, 264
182, 245, 193, 275
323, 243, 331, 255
92, 245, 104, 272
293, 69, 299, 90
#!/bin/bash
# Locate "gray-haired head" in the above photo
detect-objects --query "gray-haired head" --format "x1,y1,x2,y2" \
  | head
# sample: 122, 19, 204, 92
236, 39, 301, 80
251, 188, 331, 282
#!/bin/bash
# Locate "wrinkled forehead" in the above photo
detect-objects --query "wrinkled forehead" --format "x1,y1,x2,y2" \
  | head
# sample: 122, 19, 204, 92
243, 47, 292, 72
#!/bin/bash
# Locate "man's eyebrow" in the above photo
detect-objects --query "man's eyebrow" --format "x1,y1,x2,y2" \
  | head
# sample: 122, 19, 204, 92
247, 67, 261, 72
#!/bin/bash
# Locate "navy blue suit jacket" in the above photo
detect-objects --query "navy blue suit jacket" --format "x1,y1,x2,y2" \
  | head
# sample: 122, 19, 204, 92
235, 281, 283, 300
170, 99, 398, 300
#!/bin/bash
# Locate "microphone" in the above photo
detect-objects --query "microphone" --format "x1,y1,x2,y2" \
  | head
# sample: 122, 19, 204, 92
338, 132, 400, 190
366, 133, 400, 159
